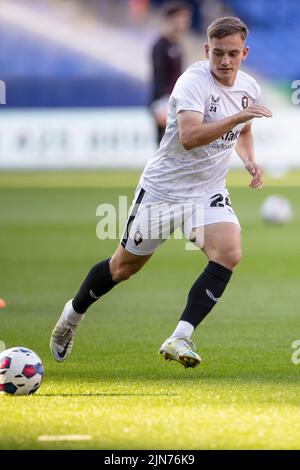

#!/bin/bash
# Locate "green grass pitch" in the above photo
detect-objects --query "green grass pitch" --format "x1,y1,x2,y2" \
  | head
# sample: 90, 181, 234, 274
0, 170, 300, 450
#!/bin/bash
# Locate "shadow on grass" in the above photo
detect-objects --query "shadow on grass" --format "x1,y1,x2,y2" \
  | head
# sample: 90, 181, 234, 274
46, 364, 300, 385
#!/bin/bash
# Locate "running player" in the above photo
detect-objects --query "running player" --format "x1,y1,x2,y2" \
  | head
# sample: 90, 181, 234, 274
51, 16, 272, 368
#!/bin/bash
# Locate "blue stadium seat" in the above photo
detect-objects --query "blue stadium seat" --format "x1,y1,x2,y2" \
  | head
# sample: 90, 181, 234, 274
223, 0, 300, 81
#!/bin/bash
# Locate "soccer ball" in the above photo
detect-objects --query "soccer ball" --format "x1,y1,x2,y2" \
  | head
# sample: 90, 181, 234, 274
261, 195, 293, 225
0, 347, 44, 396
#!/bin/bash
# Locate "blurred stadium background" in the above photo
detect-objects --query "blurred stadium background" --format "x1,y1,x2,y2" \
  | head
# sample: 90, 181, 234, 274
1, 0, 300, 451
0, 0, 299, 172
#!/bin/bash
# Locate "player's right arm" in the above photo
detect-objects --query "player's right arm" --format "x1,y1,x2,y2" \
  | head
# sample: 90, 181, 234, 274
178, 105, 272, 151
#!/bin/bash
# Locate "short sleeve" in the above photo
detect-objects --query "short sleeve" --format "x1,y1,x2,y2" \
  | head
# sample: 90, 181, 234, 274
172, 72, 206, 114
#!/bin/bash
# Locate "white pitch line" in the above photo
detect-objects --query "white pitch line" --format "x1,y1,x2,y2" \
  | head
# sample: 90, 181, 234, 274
38, 435, 92, 442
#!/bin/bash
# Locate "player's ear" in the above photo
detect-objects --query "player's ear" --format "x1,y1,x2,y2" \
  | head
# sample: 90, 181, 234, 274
204, 43, 209, 59
242, 45, 249, 61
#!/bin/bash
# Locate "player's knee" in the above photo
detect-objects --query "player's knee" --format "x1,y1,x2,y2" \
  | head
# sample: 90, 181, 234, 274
111, 263, 140, 282
214, 248, 242, 270
223, 248, 242, 269
111, 266, 131, 282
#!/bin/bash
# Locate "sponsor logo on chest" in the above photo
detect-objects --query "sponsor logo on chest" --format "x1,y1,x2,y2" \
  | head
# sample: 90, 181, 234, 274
221, 130, 240, 141
209, 94, 220, 113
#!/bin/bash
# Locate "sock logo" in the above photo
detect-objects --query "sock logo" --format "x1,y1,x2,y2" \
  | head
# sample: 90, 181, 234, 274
206, 289, 220, 303
89, 289, 101, 300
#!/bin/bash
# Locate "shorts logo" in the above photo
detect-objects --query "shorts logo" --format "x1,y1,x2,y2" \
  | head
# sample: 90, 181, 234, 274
242, 95, 249, 109
134, 230, 143, 246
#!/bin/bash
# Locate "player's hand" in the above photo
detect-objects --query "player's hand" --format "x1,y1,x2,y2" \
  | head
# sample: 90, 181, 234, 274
245, 161, 264, 189
237, 105, 272, 124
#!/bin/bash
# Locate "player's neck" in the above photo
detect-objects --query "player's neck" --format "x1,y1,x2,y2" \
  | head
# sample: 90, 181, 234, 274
210, 70, 237, 87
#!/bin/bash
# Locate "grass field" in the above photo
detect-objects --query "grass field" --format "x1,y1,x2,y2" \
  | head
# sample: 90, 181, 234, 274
0, 170, 300, 450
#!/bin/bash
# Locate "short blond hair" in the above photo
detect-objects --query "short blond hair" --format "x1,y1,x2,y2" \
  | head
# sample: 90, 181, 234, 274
207, 17, 249, 41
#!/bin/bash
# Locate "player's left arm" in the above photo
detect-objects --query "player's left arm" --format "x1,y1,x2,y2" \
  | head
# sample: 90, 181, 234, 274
235, 123, 263, 189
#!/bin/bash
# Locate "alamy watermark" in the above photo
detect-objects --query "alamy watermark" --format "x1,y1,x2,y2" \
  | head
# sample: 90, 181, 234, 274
291, 80, 300, 105
0, 80, 6, 105
96, 196, 204, 251
291, 340, 300, 365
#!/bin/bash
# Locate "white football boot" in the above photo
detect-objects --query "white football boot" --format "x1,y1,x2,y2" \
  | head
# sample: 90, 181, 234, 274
50, 300, 82, 362
159, 337, 201, 368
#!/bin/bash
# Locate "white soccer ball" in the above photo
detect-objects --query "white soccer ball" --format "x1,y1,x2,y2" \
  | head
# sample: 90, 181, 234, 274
0, 347, 44, 396
261, 195, 293, 225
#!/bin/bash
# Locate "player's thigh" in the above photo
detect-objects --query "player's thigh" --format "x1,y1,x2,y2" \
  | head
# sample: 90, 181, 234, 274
202, 189, 241, 260
202, 222, 241, 258
182, 188, 241, 259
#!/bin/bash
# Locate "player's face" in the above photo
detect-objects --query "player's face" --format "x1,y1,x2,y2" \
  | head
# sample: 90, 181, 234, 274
205, 34, 249, 86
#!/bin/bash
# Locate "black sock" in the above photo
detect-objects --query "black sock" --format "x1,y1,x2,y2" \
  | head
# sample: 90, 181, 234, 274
72, 258, 117, 314
180, 261, 232, 328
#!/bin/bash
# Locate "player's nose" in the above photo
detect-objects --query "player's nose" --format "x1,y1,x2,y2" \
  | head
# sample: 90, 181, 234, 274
221, 56, 230, 66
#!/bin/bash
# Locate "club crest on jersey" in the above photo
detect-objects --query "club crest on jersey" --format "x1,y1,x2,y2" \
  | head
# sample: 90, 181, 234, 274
242, 95, 249, 109
134, 230, 143, 246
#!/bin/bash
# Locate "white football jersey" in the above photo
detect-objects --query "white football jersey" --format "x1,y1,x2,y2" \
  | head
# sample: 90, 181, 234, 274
140, 61, 261, 201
